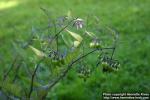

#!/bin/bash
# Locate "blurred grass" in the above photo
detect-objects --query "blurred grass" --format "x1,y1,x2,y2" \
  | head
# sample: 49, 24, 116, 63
0, 0, 150, 99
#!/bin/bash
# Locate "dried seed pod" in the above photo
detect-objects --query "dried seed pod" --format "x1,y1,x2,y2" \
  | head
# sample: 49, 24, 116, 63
77, 65, 91, 82
100, 56, 120, 72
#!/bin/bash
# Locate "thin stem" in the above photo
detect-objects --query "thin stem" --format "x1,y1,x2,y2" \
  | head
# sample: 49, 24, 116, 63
50, 17, 78, 43
81, 41, 85, 64
56, 36, 59, 52
45, 47, 113, 90
22, 30, 36, 49
12, 60, 22, 82
52, 20, 59, 52
47, 49, 97, 90
3, 55, 18, 81
111, 47, 116, 59
106, 27, 119, 59
86, 15, 89, 30
28, 58, 44, 98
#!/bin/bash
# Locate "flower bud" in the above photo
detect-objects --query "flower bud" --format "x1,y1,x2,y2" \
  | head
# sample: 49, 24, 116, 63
73, 18, 84, 30
90, 39, 101, 48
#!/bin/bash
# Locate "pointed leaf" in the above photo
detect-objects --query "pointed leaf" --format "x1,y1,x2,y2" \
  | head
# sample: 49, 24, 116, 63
67, 10, 72, 19
85, 30, 96, 38
65, 29, 83, 42
61, 33, 72, 47
73, 41, 81, 47
65, 48, 80, 64
29, 45, 46, 58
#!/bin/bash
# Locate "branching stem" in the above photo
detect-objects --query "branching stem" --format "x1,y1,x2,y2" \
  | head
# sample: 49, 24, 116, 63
28, 58, 44, 98
45, 47, 114, 90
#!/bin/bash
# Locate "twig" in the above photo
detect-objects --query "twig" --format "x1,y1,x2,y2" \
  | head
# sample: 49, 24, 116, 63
3, 55, 18, 81
50, 17, 78, 43
106, 27, 119, 59
53, 20, 59, 52
45, 47, 114, 90
111, 47, 116, 59
12, 60, 23, 82
28, 58, 44, 98
40, 7, 77, 44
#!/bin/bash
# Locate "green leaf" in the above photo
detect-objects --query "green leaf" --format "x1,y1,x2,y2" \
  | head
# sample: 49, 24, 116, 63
65, 48, 80, 64
65, 29, 83, 42
67, 10, 72, 19
12, 42, 28, 60
29, 45, 46, 58
73, 41, 81, 47
1, 80, 22, 97
61, 33, 73, 47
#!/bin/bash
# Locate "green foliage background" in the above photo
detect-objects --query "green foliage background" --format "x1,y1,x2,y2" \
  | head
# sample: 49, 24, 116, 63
0, 0, 150, 99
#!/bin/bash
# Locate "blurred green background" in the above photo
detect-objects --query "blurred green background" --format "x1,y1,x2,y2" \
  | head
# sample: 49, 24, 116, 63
0, 0, 150, 99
